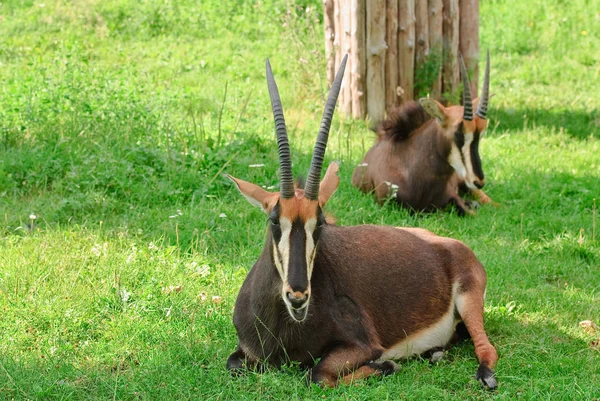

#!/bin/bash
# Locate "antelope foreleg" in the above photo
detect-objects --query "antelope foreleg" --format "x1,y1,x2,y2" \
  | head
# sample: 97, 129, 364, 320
226, 345, 261, 375
310, 345, 383, 387
471, 189, 500, 207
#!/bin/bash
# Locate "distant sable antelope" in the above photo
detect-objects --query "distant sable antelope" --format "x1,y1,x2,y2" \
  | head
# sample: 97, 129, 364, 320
225, 55, 498, 389
352, 52, 496, 215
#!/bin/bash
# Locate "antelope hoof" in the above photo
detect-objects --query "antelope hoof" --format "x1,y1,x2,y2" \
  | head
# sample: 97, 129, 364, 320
475, 362, 497, 390
465, 200, 481, 210
366, 360, 400, 375
226, 351, 246, 375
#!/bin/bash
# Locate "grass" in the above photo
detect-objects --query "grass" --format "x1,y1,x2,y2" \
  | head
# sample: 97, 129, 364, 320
0, 0, 599, 399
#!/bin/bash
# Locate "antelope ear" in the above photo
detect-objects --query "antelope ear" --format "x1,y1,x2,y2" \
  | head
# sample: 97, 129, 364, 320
318, 162, 340, 207
419, 98, 447, 123
226, 175, 279, 214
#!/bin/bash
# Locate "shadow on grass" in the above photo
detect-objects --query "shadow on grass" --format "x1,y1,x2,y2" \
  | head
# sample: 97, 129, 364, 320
490, 107, 599, 139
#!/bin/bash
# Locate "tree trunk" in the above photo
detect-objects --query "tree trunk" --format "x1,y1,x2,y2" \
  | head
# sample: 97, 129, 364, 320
333, 0, 342, 79
428, 0, 443, 99
366, 0, 387, 124
350, 0, 366, 118
398, 0, 415, 103
459, 0, 479, 97
385, 0, 398, 113
414, 0, 430, 99
442, 0, 459, 101
340, 0, 353, 115
323, 0, 336, 86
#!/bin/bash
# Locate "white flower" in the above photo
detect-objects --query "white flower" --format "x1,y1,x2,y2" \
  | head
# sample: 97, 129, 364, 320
91, 244, 101, 257
148, 242, 159, 250
120, 288, 131, 302
197, 264, 210, 277
29, 214, 37, 220
248, 164, 265, 168
219, 213, 227, 218
358, 163, 368, 167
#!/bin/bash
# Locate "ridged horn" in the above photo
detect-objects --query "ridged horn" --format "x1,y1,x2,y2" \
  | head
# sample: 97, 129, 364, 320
476, 50, 490, 120
304, 54, 348, 201
459, 52, 474, 121
266, 59, 295, 199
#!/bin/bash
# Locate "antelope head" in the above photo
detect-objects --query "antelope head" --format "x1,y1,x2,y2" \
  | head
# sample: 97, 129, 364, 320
419, 51, 492, 190
227, 56, 347, 322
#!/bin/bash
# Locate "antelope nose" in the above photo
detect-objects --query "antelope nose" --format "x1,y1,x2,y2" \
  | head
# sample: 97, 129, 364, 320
474, 180, 485, 189
286, 291, 308, 308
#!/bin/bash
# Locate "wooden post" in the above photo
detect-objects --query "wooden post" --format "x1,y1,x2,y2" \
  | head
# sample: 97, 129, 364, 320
442, 0, 459, 100
324, 0, 336, 85
366, 0, 387, 124
333, 0, 342, 82
340, 0, 352, 115
459, 0, 479, 96
385, 0, 398, 113
414, 0, 429, 99
350, 0, 366, 118
324, 0, 478, 120
398, 0, 415, 103
428, 0, 443, 99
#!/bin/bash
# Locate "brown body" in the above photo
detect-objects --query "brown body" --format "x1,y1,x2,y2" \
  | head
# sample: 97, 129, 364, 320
353, 103, 466, 211
353, 53, 497, 215
229, 223, 497, 387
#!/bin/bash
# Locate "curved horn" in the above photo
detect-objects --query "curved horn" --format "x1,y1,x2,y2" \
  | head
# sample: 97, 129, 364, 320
304, 54, 348, 201
476, 50, 490, 120
266, 59, 295, 199
459, 53, 473, 121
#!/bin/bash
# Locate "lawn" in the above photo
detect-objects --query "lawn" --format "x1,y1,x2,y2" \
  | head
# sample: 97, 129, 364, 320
0, 0, 599, 399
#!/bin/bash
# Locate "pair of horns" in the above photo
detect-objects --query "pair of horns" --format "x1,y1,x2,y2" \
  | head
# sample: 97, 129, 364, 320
459, 50, 490, 121
266, 55, 348, 201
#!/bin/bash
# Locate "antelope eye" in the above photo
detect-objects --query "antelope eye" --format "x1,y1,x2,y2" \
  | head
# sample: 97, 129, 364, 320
268, 211, 280, 225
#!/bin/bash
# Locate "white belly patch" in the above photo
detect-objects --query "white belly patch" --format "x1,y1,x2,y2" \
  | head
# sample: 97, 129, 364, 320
379, 285, 460, 360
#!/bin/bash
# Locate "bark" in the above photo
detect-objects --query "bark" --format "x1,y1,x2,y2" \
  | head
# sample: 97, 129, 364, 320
459, 0, 479, 97
366, 0, 387, 123
398, 0, 415, 102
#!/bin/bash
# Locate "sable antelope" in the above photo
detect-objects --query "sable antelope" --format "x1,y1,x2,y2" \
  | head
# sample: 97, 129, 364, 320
352, 52, 496, 215
226, 55, 498, 388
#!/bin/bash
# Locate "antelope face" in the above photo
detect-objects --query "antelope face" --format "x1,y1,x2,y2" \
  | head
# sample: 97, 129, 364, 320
268, 196, 327, 322
421, 51, 492, 191
447, 112, 488, 190
228, 162, 340, 323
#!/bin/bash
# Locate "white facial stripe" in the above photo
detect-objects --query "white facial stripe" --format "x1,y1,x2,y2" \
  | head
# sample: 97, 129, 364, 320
462, 132, 477, 189
278, 218, 292, 281
304, 218, 317, 278
448, 145, 467, 181
271, 240, 285, 280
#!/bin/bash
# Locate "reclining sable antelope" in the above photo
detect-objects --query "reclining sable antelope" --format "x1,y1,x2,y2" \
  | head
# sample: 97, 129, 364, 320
225, 55, 498, 388
352, 52, 497, 215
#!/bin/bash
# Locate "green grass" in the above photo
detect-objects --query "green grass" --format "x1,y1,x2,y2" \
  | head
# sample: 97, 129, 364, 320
1, 0, 599, 399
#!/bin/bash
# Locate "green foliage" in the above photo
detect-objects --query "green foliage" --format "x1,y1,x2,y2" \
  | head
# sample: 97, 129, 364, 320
1, 0, 599, 399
